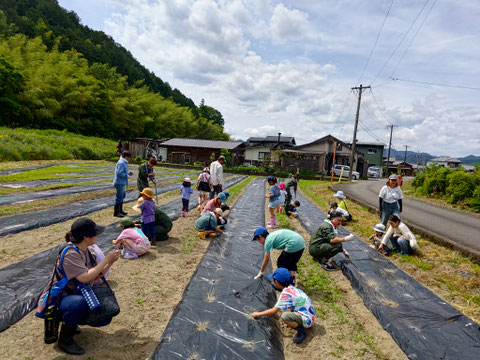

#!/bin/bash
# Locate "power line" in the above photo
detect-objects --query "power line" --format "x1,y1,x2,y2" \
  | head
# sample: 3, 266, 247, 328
389, 0, 438, 77
369, 89, 391, 126
356, 0, 396, 85
372, 78, 394, 89
338, 90, 356, 138
391, 77, 480, 91
358, 103, 388, 143
371, 0, 431, 85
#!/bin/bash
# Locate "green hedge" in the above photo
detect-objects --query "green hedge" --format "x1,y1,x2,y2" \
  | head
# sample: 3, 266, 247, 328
412, 164, 480, 211
0, 127, 117, 161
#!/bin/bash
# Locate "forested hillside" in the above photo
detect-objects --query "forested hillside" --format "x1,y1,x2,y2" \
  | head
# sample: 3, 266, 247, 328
0, 0, 227, 140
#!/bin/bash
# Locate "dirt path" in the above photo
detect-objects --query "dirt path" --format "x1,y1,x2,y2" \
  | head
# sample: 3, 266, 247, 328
263, 191, 407, 360
0, 179, 253, 360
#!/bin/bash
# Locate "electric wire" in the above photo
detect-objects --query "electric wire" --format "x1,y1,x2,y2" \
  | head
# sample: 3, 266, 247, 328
356, 0, 396, 85
358, 103, 388, 143
391, 77, 480, 91
338, 91, 357, 139
371, 0, 431, 85
369, 89, 391, 126
389, 0, 438, 78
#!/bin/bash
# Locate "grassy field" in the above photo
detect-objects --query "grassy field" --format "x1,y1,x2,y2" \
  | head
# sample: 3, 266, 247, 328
299, 179, 480, 323
0, 127, 118, 162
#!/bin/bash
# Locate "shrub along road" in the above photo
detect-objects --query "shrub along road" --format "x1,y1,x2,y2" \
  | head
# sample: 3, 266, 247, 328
334, 179, 480, 261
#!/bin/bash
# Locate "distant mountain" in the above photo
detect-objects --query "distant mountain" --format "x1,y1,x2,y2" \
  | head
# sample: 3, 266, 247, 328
383, 149, 434, 165
383, 149, 480, 165
459, 155, 480, 165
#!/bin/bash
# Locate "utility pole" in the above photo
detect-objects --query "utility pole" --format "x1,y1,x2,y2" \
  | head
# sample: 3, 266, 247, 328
348, 84, 371, 181
385, 125, 395, 177
403, 145, 408, 175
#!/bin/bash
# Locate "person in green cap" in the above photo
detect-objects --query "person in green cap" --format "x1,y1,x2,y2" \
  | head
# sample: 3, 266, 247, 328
252, 227, 305, 285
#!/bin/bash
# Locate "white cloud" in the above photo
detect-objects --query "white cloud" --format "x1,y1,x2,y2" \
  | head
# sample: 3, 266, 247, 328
60, 0, 480, 157
269, 3, 309, 44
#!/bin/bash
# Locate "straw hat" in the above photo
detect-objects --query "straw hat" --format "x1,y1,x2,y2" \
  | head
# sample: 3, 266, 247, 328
214, 208, 223, 216
132, 197, 145, 212
140, 187, 154, 199
373, 223, 386, 233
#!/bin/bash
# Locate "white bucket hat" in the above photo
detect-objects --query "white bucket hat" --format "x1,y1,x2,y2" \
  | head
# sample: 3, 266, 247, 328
333, 191, 346, 199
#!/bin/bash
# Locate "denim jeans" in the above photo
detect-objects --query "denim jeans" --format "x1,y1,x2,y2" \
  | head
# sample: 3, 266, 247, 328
381, 201, 399, 226
390, 235, 414, 255
114, 184, 126, 205
59, 293, 112, 327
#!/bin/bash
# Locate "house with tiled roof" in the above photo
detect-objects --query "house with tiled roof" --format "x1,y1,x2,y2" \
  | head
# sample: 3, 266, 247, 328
427, 156, 462, 169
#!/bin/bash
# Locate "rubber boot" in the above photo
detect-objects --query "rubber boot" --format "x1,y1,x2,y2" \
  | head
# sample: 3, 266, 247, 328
119, 203, 128, 216
293, 326, 307, 344
114, 205, 125, 218
57, 323, 85, 355
272, 216, 277, 226
267, 220, 273, 229
150, 235, 157, 246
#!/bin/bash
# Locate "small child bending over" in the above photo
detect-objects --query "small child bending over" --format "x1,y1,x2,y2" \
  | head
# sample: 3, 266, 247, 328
252, 268, 315, 344
286, 200, 300, 218
369, 223, 388, 255
113, 217, 151, 259
180, 177, 194, 217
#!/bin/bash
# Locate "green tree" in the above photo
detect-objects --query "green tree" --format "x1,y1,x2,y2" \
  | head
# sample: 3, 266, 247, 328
0, 54, 24, 125
199, 98, 225, 127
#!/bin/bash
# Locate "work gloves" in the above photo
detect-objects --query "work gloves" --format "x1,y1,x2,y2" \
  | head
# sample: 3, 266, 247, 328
254, 271, 264, 279
344, 234, 355, 242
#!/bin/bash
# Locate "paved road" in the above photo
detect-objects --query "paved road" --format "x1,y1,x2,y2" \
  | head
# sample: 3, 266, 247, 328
335, 179, 480, 259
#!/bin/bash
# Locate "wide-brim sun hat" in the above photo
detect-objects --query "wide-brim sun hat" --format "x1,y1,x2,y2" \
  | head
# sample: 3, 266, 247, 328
333, 191, 346, 199
214, 208, 223, 216
132, 197, 145, 212
184, 177, 192, 183
140, 187, 154, 199
373, 223, 386, 233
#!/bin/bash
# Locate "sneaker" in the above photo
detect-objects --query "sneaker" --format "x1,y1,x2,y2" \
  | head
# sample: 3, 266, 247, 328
293, 326, 307, 344
320, 258, 338, 271
122, 247, 138, 260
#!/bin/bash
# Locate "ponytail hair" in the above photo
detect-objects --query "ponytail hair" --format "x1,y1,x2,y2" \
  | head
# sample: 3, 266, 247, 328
65, 230, 82, 244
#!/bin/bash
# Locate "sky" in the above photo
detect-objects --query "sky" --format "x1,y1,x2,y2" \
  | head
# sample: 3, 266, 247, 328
57, 0, 480, 157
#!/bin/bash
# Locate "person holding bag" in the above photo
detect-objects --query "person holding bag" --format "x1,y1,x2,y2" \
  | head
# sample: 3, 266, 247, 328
37, 218, 121, 355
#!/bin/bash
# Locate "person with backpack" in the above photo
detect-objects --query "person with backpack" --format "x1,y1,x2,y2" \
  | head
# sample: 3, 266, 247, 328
37, 218, 121, 355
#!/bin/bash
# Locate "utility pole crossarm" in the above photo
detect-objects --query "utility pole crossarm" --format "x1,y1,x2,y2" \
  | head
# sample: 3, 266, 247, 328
348, 84, 371, 181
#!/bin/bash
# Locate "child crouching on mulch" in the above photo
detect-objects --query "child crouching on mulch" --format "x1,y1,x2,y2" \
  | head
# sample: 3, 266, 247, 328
369, 223, 389, 255
136, 187, 156, 245
180, 177, 194, 217
195, 208, 224, 240
113, 217, 151, 259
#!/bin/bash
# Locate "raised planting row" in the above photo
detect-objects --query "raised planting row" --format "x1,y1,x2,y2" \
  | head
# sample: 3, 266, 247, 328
153, 178, 284, 360
294, 190, 480, 360
0, 176, 247, 332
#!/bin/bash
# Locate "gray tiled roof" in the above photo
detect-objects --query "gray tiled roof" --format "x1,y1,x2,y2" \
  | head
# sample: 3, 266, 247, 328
430, 156, 461, 163
160, 138, 243, 150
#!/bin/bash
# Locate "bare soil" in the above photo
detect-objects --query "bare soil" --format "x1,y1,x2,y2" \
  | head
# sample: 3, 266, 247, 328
0, 177, 252, 360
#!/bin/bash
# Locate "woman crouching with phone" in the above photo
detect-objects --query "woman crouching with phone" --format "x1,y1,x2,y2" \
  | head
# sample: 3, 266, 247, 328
39, 218, 121, 355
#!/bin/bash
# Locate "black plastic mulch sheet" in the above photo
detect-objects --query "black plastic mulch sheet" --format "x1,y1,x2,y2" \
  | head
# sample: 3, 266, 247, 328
294, 191, 480, 360
0, 172, 203, 236
0, 171, 194, 206
0, 168, 180, 189
0, 176, 246, 333
152, 178, 284, 360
